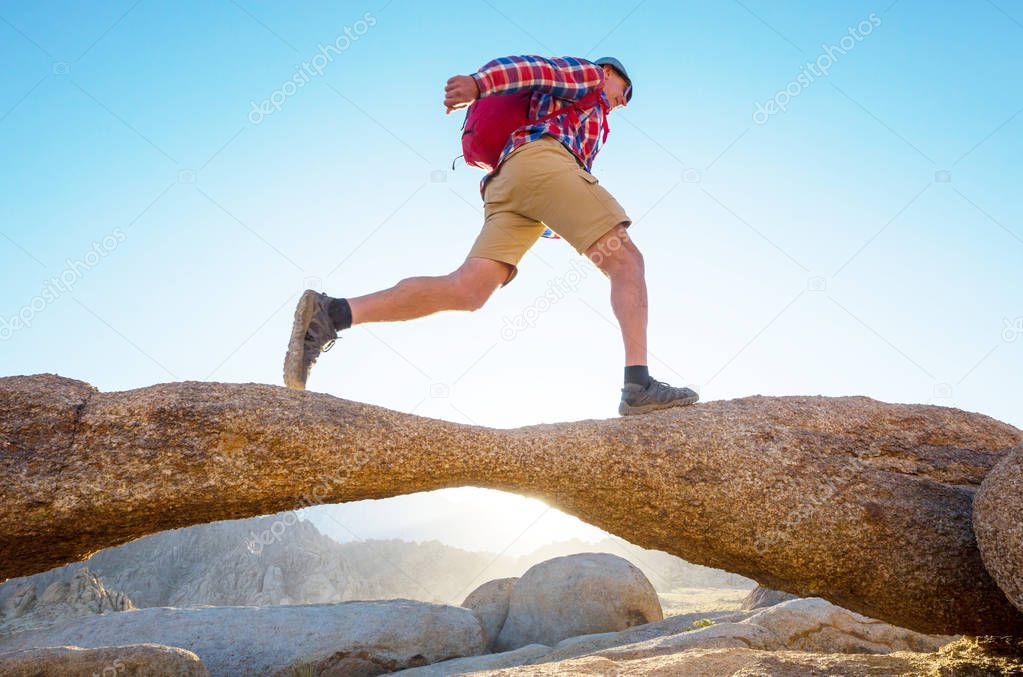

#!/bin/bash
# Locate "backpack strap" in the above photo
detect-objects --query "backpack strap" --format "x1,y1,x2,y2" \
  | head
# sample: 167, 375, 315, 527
531, 89, 609, 143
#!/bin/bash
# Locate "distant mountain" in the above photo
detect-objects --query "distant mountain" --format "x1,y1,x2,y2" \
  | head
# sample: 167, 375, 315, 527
0, 567, 133, 635
0, 513, 371, 609
0, 513, 753, 614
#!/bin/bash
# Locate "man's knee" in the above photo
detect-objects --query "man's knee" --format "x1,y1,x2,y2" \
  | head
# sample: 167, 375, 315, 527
448, 258, 511, 311
586, 223, 642, 274
455, 282, 492, 311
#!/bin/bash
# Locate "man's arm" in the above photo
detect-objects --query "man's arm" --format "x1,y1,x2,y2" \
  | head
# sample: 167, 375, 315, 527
471, 55, 605, 102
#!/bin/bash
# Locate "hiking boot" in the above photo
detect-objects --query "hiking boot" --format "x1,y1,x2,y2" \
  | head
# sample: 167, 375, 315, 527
619, 378, 699, 416
283, 290, 340, 390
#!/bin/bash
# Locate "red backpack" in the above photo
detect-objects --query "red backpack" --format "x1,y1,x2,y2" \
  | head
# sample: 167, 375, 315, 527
456, 88, 608, 173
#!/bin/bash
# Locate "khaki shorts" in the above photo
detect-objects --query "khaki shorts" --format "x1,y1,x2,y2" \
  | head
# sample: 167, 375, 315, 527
467, 135, 632, 286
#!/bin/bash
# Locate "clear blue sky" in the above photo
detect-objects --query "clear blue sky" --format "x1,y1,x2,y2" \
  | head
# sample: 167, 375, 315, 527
2, 1, 1021, 550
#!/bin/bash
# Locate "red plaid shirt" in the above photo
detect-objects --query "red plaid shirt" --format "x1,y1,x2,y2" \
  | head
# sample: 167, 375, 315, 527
470, 55, 611, 199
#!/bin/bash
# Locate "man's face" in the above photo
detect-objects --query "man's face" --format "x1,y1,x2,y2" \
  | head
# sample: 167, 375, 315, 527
601, 65, 631, 111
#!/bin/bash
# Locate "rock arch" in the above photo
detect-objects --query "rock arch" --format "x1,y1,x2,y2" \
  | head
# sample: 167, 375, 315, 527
2, 374, 1021, 635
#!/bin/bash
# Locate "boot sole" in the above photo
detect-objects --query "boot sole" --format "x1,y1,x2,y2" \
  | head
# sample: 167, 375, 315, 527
619, 393, 700, 416
283, 290, 319, 390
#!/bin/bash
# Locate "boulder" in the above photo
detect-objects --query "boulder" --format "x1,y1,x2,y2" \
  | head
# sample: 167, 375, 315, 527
461, 577, 517, 651
974, 445, 1023, 614
3, 374, 1023, 634
744, 598, 951, 654
494, 553, 662, 651
0, 644, 207, 676
0, 600, 486, 676
740, 584, 798, 610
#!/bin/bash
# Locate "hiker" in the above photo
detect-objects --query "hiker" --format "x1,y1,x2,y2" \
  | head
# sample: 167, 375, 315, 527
284, 54, 699, 415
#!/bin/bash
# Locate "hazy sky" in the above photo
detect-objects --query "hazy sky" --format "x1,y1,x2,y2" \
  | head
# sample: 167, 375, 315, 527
2, 1, 1020, 554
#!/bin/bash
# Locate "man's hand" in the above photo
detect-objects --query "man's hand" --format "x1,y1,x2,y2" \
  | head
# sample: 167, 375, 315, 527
444, 75, 480, 115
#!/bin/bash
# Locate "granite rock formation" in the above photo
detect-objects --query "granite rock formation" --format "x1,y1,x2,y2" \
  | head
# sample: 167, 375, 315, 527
3, 374, 1022, 635
494, 553, 662, 651
974, 445, 1023, 614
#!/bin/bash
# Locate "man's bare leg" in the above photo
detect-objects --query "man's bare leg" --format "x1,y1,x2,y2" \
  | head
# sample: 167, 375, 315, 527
348, 257, 512, 324
585, 222, 648, 365
283, 257, 511, 389
585, 222, 699, 413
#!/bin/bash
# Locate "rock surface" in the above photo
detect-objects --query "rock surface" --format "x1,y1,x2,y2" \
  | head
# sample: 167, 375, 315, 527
494, 553, 662, 652
740, 584, 799, 610
545, 610, 756, 656
0, 599, 486, 676
403, 598, 959, 676
462, 577, 517, 651
471, 637, 1023, 676
0, 644, 208, 676
397, 612, 758, 676
528, 597, 949, 667
974, 445, 1023, 615
393, 644, 553, 677
2, 374, 1022, 634
460, 647, 945, 677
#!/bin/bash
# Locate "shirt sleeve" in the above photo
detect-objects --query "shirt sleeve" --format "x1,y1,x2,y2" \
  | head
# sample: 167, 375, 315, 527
471, 55, 605, 102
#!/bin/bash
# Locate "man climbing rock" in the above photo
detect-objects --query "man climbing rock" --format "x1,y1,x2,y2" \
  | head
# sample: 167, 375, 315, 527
284, 54, 699, 415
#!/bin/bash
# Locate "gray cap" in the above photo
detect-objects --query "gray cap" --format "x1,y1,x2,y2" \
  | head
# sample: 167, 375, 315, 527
594, 56, 632, 103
